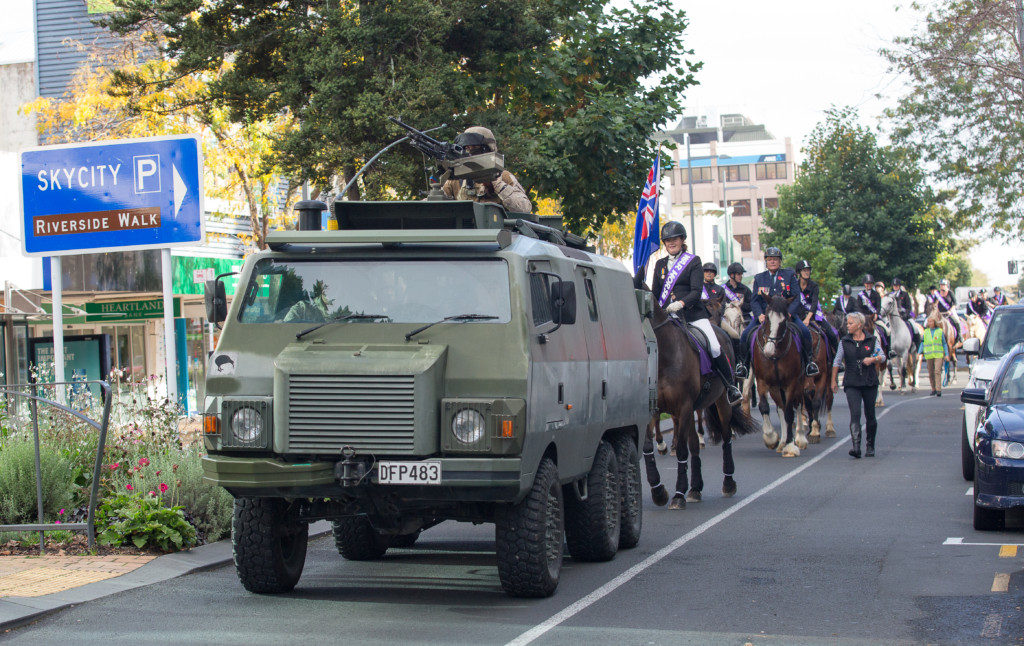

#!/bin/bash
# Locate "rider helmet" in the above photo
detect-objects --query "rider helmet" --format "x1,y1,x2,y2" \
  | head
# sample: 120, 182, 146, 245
980, 288, 987, 294
727, 262, 745, 276
995, 286, 1002, 293
968, 290, 976, 298
794, 260, 811, 273
862, 273, 874, 284
892, 278, 902, 287
939, 278, 950, 286
702, 262, 718, 275
660, 221, 686, 241
842, 284, 852, 296
764, 247, 782, 259
928, 285, 937, 292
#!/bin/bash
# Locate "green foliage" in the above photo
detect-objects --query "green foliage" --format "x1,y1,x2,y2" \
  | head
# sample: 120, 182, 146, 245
760, 213, 844, 304
0, 442, 76, 525
774, 107, 947, 290
103, 0, 699, 234
919, 247, 973, 291
95, 493, 197, 552
0, 529, 75, 545
883, 0, 1024, 240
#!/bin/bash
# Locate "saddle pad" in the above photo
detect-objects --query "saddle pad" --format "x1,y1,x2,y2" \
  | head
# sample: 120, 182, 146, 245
669, 318, 713, 375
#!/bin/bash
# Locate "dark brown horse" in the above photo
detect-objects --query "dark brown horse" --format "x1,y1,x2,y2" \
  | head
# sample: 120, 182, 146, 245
801, 321, 833, 444
644, 302, 759, 509
752, 297, 809, 457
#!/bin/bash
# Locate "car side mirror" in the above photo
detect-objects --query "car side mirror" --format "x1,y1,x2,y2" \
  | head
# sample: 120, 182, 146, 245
551, 280, 576, 326
962, 337, 981, 355
204, 278, 228, 325
960, 387, 988, 407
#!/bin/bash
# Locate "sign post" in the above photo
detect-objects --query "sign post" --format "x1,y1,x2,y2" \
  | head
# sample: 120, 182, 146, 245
20, 135, 204, 404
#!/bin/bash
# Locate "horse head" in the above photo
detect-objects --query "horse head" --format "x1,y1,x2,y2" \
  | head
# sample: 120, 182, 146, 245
721, 299, 744, 339
879, 293, 897, 318
705, 296, 724, 326
761, 296, 792, 359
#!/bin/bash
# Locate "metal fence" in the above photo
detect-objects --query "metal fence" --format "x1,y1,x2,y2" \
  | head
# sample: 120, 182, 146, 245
0, 381, 111, 554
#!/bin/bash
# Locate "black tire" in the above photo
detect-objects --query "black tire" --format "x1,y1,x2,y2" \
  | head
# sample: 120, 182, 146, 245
232, 497, 308, 594
610, 434, 642, 549
389, 530, 421, 548
332, 516, 390, 560
564, 441, 621, 562
495, 457, 563, 598
961, 419, 975, 481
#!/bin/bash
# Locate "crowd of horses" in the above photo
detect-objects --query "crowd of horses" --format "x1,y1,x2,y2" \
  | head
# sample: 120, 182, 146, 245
641, 291, 979, 511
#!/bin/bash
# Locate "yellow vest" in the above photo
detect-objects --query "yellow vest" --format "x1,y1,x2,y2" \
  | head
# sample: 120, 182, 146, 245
922, 327, 945, 359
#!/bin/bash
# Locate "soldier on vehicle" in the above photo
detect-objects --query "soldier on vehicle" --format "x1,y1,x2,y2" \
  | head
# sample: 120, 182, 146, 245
794, 259, 839, 352
734, 247, 820, 379
833, 284, 855, 316
724, 262, 753, 323
651, 221, 742, 405
441, 126, 532, 213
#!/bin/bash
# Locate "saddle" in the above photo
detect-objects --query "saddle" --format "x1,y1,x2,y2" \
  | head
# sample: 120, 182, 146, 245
667, 316, 714, 376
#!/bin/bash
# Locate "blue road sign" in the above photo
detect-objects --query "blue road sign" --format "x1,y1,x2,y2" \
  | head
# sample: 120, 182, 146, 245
20, 134, 204, 256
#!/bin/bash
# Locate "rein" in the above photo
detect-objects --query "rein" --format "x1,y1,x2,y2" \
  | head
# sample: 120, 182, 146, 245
755, 315, 793, 360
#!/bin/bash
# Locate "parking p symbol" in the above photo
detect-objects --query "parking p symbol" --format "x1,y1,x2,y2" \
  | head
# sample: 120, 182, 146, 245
133, 154, 161, 194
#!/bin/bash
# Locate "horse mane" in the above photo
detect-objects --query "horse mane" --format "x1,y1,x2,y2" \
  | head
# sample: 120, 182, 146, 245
766, 296, 790, 316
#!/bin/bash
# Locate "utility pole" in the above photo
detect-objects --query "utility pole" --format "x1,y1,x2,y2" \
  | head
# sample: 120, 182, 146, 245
685, 133, 696, 245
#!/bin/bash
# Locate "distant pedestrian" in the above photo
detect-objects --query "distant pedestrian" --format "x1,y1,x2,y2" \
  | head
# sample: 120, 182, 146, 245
831, 312, 886, 458
922, 312, 946, 397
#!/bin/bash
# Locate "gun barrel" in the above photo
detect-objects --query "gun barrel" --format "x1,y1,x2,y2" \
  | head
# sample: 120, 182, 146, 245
389, 117, 446, 148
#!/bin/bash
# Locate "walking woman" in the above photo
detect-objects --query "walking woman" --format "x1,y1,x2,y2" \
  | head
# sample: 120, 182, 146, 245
831, 312, 886, 458
922, 312, 946, 397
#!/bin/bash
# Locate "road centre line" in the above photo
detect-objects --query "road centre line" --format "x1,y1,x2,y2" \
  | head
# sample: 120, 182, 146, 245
504, 394, 934, 646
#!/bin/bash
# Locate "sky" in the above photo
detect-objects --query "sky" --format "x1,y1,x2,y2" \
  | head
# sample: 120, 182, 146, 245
0, 0, 1017, 285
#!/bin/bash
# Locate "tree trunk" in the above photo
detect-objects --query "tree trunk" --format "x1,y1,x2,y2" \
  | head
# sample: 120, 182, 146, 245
343, 164, 361, 201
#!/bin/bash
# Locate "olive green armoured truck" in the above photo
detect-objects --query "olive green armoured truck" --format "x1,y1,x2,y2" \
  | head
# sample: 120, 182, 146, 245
202, 200, 658, 597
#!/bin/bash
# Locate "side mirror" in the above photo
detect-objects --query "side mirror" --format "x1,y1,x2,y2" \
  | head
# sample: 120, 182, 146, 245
204, 278, 228, 325
635, 289, 653, 317
960, 387, 989, 407
551, 280, 576, 326
962, 337, 981, 355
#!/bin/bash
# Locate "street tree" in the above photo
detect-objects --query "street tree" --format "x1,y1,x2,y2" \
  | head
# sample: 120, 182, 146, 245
919, 248, 973, 291
760, 213, 844, 304
882, 0, 1024, 240
772, 107, 947, 290
102, 0, 699, 234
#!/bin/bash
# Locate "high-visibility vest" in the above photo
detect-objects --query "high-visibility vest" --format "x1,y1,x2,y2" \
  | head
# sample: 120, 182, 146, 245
923, 328, 945, 359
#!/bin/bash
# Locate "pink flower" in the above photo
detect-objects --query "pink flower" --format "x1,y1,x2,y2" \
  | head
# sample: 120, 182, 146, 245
138, 458, 150, 467
108, 463, 120, 471
58, 509, 65, 515
149, 491, 156, 496
159, 483, 168, 493
125, 484, 133, 491
55, 520, 61, 524
155, 471, 161, 476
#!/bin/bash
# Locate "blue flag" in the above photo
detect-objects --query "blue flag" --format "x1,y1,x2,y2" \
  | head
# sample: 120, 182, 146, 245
632, 154, 660, 275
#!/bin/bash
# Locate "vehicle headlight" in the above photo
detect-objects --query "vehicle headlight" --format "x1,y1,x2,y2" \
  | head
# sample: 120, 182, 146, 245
969, 378, 990, 390
230, 407, 264, 443
452, 409, 485, 444
992, 440, 1024, 460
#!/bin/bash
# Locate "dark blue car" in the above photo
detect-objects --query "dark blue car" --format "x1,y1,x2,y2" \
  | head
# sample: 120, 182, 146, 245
962, 342, 1024, 530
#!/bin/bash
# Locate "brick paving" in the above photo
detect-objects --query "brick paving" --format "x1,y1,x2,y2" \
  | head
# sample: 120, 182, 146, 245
0, 555, 155, 598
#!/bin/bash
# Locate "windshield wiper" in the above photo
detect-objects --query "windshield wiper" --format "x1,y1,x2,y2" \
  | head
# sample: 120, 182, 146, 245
405, 314, 499, 341
295, 313, 390, 340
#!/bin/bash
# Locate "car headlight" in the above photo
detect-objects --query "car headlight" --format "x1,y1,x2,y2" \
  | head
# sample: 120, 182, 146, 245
230, 407, 264, 443
452, 409, 485, 444
969, 378, 990, 390
992, 440, 1024, 460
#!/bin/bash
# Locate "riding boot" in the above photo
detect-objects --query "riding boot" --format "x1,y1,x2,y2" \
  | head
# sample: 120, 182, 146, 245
802, 342, 820, 377
713, 353, 742, 405
849, 422, 862, 458
734, 342, 749, 379
865, 423, 877, 457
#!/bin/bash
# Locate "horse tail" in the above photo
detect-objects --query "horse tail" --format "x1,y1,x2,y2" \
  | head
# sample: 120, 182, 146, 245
728, 402, 760, 437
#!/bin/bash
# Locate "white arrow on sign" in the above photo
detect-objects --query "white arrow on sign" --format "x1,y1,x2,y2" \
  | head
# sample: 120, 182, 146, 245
172, 163, 187, 219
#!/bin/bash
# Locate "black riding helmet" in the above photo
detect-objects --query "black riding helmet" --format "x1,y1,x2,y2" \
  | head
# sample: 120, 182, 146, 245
995, 286, 1003, 293
727, 262, 744, 275
702, 262, 718, 276
892, 278, 902, 287
794, 260, 811, 272
842, 284, 852, 296
661, 220, 687, 241
764, 247, 782, 259
968, 290, 976, 298
862, 273, 874, 284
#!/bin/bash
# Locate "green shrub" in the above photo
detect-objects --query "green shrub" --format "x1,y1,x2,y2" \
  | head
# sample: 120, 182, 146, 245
0, 441, 76, 524
95, 492, 197, 552
0, 529, 75, 545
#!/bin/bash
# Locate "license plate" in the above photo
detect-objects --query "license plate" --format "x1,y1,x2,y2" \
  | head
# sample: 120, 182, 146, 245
377, 461, 442, 485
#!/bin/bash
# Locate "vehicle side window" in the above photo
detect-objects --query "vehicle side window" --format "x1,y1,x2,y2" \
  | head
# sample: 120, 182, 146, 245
584, 278, 599, 321
530, 274, 553, 326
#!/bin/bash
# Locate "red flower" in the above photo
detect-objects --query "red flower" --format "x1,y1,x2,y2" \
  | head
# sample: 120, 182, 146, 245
159, 483, 168, 493
125, 484, 133, 491
155, 471, 161, 476
138, 458, 150, 467
108, 463, 120, 470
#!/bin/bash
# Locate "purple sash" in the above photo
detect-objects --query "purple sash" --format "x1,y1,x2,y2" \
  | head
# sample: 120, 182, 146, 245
699, 285, 711, 300
936, 292, 952, 311
722, 284, 741, 302
859, 292, 877, 315
994, 294, 1005, 306
658, 252, 697, 307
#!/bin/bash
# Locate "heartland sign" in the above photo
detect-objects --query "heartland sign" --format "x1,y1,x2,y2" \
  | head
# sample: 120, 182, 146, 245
83, 297, 182, 322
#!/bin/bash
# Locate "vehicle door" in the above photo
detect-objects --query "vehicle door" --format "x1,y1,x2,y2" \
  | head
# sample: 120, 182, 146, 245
575, 266, 607, 447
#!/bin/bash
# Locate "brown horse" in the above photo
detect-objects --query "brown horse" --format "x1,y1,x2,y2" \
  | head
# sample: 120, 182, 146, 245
752, 297, 809, 457
923, 300, 959, 379
802, 321, 833, 444
644, 302, 759, 509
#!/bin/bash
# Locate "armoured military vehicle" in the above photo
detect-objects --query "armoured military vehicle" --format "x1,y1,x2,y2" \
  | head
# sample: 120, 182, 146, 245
202, 199, 658, 597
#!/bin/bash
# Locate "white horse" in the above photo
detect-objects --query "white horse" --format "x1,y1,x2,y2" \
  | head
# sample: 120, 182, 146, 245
721, 300, 757, 419
879, 294, 919, 393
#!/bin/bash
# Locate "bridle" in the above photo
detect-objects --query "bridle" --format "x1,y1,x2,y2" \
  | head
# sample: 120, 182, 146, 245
756, 312, 793, 359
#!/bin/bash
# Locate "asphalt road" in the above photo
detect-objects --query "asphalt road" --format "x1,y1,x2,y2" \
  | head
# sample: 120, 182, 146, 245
5, 384, 1023, 645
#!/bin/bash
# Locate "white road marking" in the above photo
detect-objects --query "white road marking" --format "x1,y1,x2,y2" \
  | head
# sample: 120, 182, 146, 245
505, 394, 933, 646
944, 538, 1024, 547
966, 487, 973, 496
991, 573, 1010, 592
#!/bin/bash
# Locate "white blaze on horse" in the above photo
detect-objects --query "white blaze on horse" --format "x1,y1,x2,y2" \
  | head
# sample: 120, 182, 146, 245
878, 293, 920, 393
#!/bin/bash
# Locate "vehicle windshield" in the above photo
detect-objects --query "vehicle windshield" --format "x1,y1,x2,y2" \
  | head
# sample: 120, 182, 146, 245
993, 354, 1024, 404
237, 259, 511, 324
981, 309, 1024, 359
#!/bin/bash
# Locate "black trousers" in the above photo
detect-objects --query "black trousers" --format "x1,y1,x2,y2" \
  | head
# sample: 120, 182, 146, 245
845, 386, 878, 436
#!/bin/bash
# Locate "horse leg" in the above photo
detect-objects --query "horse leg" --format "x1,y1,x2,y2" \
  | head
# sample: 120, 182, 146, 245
643, 418, 669, 506
793, 392, 809, 450
741, 374, 753, 417
758, 380, 778, 449
807, 392, 821, 444
781, 400, 801, 457
686, 426, 703, 503
875, 367, 885, 407
722, 437, 736, 496
655, 414, 668, 455
669, 409, 694, 510
697, 411, 706, 449
825, 395, 836, 437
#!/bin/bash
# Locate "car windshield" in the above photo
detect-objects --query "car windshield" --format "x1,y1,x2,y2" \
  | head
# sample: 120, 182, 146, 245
237, 259, 511, 324
981, 309, 1024, 359
993, 354, 1024, 404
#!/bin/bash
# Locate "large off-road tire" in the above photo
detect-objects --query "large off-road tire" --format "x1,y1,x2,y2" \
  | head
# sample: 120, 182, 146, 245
565, 440, 621, 562
232, 497, 308, 594
495, 457, 564, 598
610, 434, 642, 549
388, 530, 421, 548
332, 516, 390, 560
961, 419, 975, 481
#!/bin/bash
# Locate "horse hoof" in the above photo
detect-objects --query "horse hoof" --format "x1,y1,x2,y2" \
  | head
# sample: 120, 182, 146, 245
808, 433, 821, 444
796, 437, 809, 450
686, 490, 702, 503
656, 441, 668, 456
825, 429, 836, 438
782, 443, 801, 458
668, 494, 686, 510
763, 433, 779, 450
651, 484, 669, 507
722, 477, 737, 497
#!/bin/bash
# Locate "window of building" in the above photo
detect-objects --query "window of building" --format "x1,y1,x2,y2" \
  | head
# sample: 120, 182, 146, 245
734, 234, 752, 252
682, 167, 712, 183
718, 165, 750, 182
759, 197, 779, 212
718, 199, 751, 217
755, 162, 788, 180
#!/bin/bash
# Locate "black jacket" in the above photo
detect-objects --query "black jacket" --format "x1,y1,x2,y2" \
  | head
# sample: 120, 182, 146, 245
651, 253, 707, 322
855, 289, 881, 317
934, 289, 957, 313
840, 334, 879, 388
893, 289, 913, 318
833, 294, 855, 315
967, 298, 989, 317
725, 279, 753, 320
795, 279, 820, 320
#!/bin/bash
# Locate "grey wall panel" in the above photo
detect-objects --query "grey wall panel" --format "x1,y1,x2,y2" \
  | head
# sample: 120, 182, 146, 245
35, 0, 119, 98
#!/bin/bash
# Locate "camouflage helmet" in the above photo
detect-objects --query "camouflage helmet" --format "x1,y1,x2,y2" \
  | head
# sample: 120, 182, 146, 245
454, 126, 498, 154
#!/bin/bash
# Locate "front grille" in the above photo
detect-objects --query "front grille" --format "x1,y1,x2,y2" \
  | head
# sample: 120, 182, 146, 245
287, 374, 416, 454
1008, 482, 1024, 496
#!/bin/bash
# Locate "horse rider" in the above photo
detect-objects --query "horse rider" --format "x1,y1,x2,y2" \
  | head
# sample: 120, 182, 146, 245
988, 286, 1012, 307
890, 278, 921, 347
933, 278, 962, 343
833, 284, 855, 316
650, 221, 742, 405
701, 262, 726, 310
966, 290, 990, 322
724, 262, 753, 324
734, 247, 820, 379
855, 273, 892, 358
925, 285, 939, 307
441, 126, 532, 212
794, 259, 839, 354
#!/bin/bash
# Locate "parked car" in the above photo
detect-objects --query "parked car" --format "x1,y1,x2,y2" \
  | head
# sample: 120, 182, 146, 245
962, 342, 1024, 530
962, 305, 1024, 480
